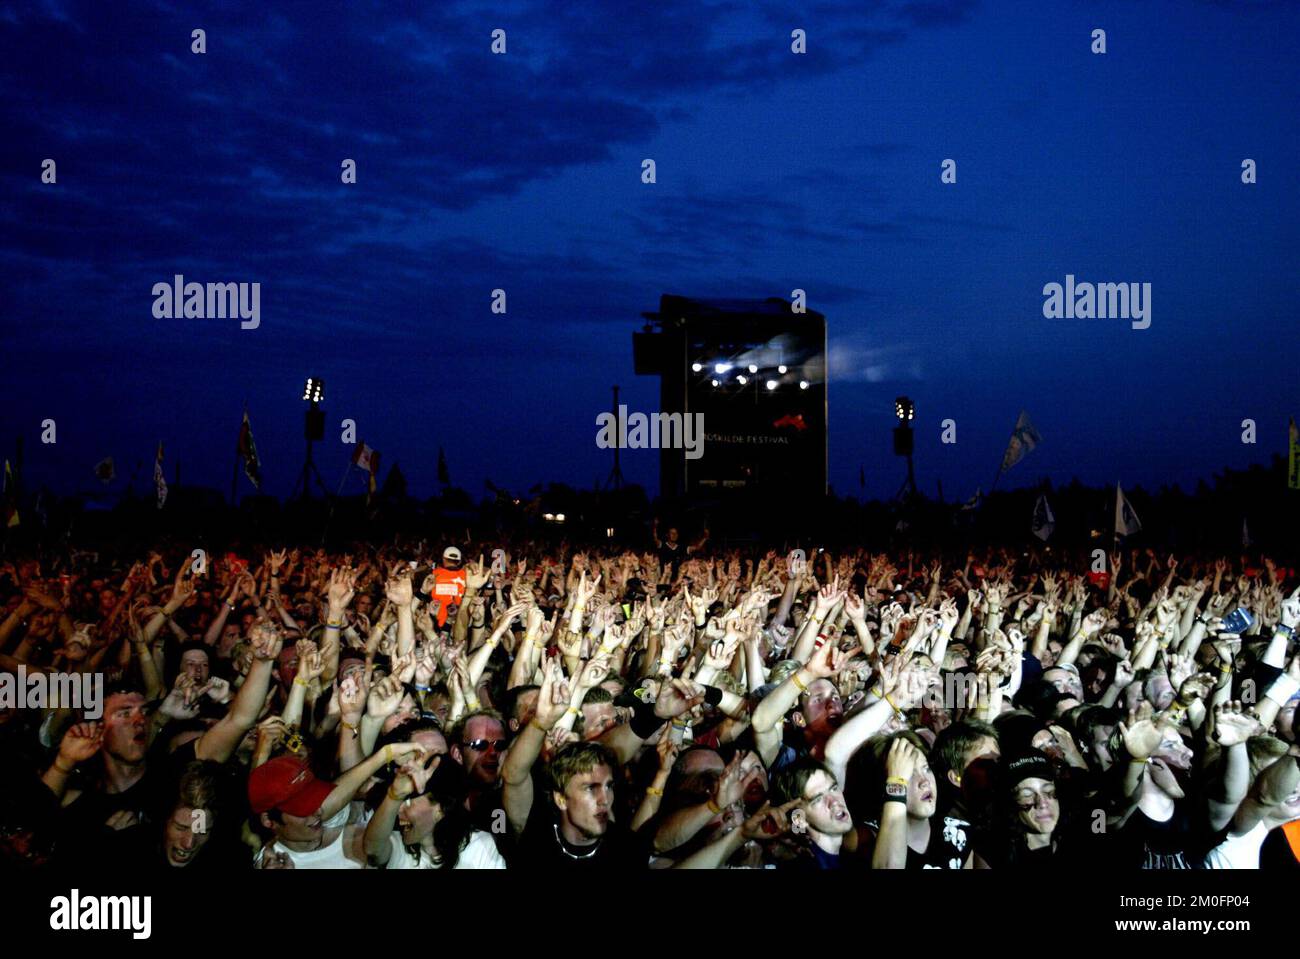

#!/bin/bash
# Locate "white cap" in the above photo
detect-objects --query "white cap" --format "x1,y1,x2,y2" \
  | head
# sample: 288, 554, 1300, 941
443, 547, 462, 562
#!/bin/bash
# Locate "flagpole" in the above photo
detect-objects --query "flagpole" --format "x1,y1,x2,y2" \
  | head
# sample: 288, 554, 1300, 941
320, 462, 353, 548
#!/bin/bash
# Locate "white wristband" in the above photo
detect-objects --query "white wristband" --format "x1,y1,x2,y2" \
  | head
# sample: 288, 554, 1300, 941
1264, 674, 1300, 708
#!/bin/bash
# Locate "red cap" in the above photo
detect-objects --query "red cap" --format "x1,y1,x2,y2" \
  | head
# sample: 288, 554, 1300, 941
248, 756, 333, 817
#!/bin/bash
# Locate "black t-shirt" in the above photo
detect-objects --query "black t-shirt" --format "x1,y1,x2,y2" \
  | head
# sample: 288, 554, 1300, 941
1115, 803, 1220, 869
510, 800, 652, 870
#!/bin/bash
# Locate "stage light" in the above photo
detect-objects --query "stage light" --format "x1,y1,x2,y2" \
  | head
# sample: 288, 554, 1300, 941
544, 512, 555, 521
736, 374, 748, 385
778, 365, 788, 374
748, 364, 758, 374
302, 377, 324, 403
711, 378, 721, 387
691, 362, 703, 372
799, 380, 809, 390
714, 362, 731, 374
765, 380, 777, 391
895, 396, 914, 422
606, 527, 615, 538
555, 513, 566, 523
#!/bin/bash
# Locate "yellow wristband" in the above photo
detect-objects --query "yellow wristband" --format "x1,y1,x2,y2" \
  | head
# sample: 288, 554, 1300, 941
466, 699, 481, 712
530, 718, 549, 733
706, 799, 723, 815
566, 705, 580, 716
791, 671, 809, 693
886, 777, 909, 788
646, 786, 664, 797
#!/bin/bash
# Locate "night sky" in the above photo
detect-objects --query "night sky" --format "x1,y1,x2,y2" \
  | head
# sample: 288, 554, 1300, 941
3, 0, 1298, 505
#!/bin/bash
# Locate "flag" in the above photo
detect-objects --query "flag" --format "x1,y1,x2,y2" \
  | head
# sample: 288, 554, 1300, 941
1241, 517, 1252, 549
94, 457, 115, 484
1032, 494, 1055, 541
1289, 417, 1300, 490
352, 442, 380, 503
154, 442, 168, 509
237, 411, 261, 489
352, 442, 378, 473
3, 460, 18, 527
437, 447, 450, 487
1114, 482, 1141, 537
960, 487, 982, 511
999, 411, 1042, 474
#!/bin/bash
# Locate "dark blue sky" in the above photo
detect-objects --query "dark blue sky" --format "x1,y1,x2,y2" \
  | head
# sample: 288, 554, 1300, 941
3, 0, 1298, 504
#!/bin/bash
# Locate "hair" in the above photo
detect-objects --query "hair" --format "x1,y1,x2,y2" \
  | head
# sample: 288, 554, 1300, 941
447, 708, 506, 748
845, 731, 930, 825
500, 684, 539, 723
172, 760, 220, 818
1246, 734, 1290, 781
771, 757, 834, 807
403, 760, 475, 870
581, 686, 614, 707
547, 742, 619, 796
932, 720, 998, 783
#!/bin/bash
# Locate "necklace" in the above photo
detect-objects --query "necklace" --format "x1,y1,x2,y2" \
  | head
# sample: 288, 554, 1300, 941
553, 824, 600, 859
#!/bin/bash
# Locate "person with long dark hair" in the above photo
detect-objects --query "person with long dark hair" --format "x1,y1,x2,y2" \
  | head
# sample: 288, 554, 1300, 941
362, 751, 505, 869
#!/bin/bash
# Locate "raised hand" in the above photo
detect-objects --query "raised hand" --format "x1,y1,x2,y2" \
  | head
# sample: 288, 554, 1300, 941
366, 675, 404, 720
385, 568, 414, 608
654, 678, 705, 719
57, 722, 104, 766
1212, 702, 1264, 746
250, 621, 284, 662
533, 659, 573, 729
326, 567, 357, 611
1119, 703, 1164, 760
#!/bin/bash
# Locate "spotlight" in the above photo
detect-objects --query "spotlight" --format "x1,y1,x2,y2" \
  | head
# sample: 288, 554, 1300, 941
799, 380, 809, 390
895, 396, 914, 422
544, 512, 554, 521
302, 377, 324, 403
714, 362, 731, 374
691, 362, 703, 373
778, 365, 788, 374
711, 379, 721, 387
765, 380, 777, 391
736, 374, 748, 385
748, 364, 758, 374
555, 513, 566, 523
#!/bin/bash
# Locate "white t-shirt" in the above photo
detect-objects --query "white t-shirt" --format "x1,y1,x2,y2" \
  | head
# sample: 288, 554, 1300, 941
1204, 819, 1269, 869
384, 829, 506, 870
257, 807, 363, 869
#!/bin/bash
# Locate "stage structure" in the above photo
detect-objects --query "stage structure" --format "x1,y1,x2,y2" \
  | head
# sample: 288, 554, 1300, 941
633, 295, 827, 502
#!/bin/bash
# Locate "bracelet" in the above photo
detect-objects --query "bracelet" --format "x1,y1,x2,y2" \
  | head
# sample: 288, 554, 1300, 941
645, 786, 664, 797
886, 776, 909, 788
414, 684, 431, 692
387, 786, 404, 802
327, 620, 346, 629
530, 718, 550, 733
565, 705, 580, 716
706, 799, 723, 815
341, 720, 358, 735
791, 671, 809, 693
466, 699, 481, 712
293, 677, 310, 687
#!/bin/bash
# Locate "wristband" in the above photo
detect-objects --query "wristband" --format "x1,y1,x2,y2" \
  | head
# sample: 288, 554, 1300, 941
883, 793, 907, 804
701, 685, 724, 707
706, 799, 723, 815
565, 705, 580, 717
1275, 623, 1297, 639
341, 720, 358, 735
886, 776, 909, 788
645, 786, 664, 797
225, 601, 237, 611
791, 671, 809, 693
327, 620, 346, 629
466, 699, 481, 712
530, 718, 550, 733
387, 786, 404, 802
414, 684, 431, 692
294, 677, 310, 687
1265, 674, 1300, 708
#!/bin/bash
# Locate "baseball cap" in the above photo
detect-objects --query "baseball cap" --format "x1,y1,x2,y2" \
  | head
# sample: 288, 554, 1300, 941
248, 756, 333, 817
443, 547, 462, 563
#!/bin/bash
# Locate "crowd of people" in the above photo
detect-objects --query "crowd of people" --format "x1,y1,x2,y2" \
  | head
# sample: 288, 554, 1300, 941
2, 528, 1299, 871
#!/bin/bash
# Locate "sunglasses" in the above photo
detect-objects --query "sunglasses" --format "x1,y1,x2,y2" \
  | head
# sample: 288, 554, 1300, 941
464, 738, 508, 753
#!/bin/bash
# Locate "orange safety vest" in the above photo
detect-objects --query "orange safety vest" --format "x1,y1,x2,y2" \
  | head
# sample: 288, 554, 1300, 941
430, 567, 467, 626
1284, 820, 1300, 863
